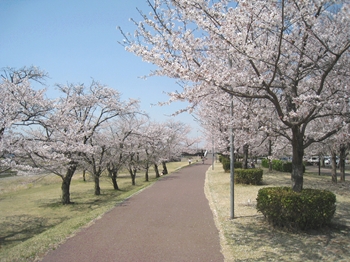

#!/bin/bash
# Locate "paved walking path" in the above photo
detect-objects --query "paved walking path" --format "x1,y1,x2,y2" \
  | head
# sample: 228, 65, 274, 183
41, 162, 224, 262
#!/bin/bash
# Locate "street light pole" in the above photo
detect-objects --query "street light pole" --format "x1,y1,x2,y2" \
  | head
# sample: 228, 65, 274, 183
212, 135, 215, 170
230, 93, 235, 219
227, 56, 235, 219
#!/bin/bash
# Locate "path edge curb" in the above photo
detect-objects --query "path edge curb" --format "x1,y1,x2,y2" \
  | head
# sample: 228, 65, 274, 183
204, 166, 231, 262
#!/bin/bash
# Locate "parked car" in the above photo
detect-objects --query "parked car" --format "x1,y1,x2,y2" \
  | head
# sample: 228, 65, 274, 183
256, 157, 266, 164
307, 156, 319, 164
324, 157, 331, 165
324, 157, 339, 166
279, 157, 292, 162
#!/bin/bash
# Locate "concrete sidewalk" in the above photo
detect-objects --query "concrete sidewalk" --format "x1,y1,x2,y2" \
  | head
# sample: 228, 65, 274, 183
41, 162, 224, 262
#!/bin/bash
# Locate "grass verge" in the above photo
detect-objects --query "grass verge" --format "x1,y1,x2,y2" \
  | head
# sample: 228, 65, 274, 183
205, 165, 350, 262
0, 161, 188, 262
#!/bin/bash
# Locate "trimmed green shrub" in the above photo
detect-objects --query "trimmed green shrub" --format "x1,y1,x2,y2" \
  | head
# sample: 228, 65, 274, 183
256, 187, 336, 230
222, 159, 243, 173
234, 162, 242, 169
261, 158, 269, 168
221, 157, 230, 172
235, 168, 263, 185
272, 159, 284, 172
264, 159, 294, 173
218, 154, 229, 163
282, 162, 293, 172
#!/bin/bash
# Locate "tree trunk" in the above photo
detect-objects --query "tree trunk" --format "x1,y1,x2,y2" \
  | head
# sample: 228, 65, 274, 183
268, 159, 272, 172
331, 151, 337, 183
243, 144, 249, 169
154, 163, 160, 178
94, 174, 101, 195
111, 171, 119, 190
318, 157, 321, 176
108, 167, 119, 190
61, 164, 77, 204
162, 161, 168, 175
145, 164, 149, 182
128, 167, 136, 185
339, 144, 346, 182
291, 126, 304, 192
268, 139, 273, 171
83, 169, 86, 182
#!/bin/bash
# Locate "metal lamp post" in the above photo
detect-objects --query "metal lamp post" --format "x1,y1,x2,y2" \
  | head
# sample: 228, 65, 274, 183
230, 93, 235, 219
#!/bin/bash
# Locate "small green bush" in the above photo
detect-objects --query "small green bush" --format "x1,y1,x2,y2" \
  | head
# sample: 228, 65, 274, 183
263, 159, 294, 173
218, 154, 229, 163
221, 157, 230, 172
234, 162, 242, 169
282, 162, 293, 172
222, 159, 243, 172
256, 187, 336, 230
272, 160, 284, 172
261, 158, 269, 168
235, 168, 263, 185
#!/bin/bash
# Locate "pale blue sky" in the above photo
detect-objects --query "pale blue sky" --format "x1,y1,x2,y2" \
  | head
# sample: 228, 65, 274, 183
0, 0, 200, 137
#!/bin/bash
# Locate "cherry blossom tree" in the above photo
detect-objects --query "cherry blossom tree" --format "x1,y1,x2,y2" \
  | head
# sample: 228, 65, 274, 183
19, 81, 139, 204
105, 119, 136, 190
81, 130, 109, 195
200, 90, 287, 170
322, 124, 350, 182
141, 120, 194, 178
338, 142, 349, 182
1, 66, 48, 85
0, 66, 50, 174
160, 120, 194, 173
137, 122, 162, 181
106, 115, 149, 186
123, 139, 142, 185
121, 0, 350, 191
120, 119, 194, 184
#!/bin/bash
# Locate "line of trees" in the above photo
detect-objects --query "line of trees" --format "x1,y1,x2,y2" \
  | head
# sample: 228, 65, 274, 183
0, 66, 196, 204
121, 0, 350, 191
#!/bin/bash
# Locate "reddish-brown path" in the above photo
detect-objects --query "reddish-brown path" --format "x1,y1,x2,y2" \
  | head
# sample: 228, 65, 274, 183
41, 162, 224, 262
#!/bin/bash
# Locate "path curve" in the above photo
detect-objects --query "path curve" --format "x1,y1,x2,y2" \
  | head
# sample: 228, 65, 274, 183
41, 162, 224, 262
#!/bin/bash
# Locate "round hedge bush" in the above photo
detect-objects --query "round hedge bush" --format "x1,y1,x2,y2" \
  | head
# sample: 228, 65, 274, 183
256, 187, 336, 230
221, 157, 242, 172
235, 168, 263, 185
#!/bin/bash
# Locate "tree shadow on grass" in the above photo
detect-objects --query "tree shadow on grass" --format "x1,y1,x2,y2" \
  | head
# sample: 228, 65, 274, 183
332, 199, 350, 229
38, 198, 109, 212
229, 216, 350, 262
0, 215, 66, 250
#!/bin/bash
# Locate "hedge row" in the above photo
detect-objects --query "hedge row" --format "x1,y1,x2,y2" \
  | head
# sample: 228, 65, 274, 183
256, 187, 336, 230
261, 158, 307, 173
235, 168, 263, 185
261, 158, 269, 168
221, 157, 242, 172
261, 159, 293, 172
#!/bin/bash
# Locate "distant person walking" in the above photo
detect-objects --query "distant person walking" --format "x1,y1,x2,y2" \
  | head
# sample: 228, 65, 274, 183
251, 161, 255, 168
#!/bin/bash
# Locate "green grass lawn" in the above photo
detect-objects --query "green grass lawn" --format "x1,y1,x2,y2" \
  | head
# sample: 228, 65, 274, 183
205, 164, 350, 261
0, 161, 188, 262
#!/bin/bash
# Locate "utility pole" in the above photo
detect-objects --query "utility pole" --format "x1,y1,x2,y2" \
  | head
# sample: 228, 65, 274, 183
212, 135, 215, 170
228, 56, 235, 219
230, 93, 235, 219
